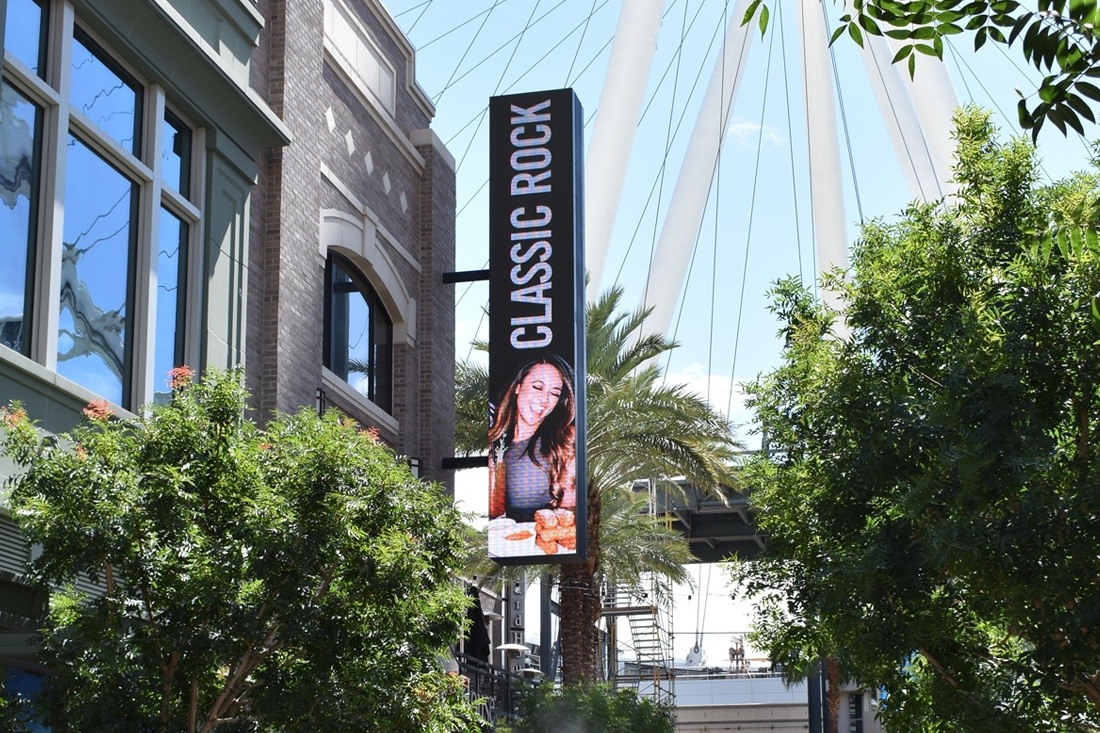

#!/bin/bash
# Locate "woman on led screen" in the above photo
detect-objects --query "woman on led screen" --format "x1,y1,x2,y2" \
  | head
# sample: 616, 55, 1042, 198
488, 355, 577, 523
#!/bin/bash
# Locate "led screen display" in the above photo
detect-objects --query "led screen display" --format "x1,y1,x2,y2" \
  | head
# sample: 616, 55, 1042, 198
487, 88, 587, 565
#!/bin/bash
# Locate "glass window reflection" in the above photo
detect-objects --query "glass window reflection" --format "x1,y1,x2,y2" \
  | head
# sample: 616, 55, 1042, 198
70, 30, 141, 155
153, 209, 186, 403
161, 110, 191, 196
3, 0, 46, 77
0, 83, 42, 356
58, 135, 136, 406
325, 256, 392, 411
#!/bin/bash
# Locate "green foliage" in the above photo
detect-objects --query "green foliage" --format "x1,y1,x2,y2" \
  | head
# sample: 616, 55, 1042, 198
498, 683, 674, 733
733, 108, 1100, 731
0, 370, 481, 733
743, 0, 1100, 140
0, 693, 32, 733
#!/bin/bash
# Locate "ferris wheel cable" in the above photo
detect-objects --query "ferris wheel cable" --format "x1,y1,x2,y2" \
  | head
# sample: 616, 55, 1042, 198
726, 13, 777, 423
823, 11, 866, 221
888, 46, 959, 198
707, 0, 732, 404
799, 0, 849, 316
585, 0, 666, 297
962, 36, 1093, 159
944, 40, 977, 103
455, 259, 488, 309
432, 0, 505, 105
497, 1, 614, 95
662, 203, 706, 379
566, 0, 602, 85
636, 0, 713, 125
699, 562, 713, 648
693, 564, 704, 648
610, 1, 723, 293
776, 0, 805, 285
452, 106, 599, 232
405, 0, 434, 34
567, 36, 615, 90
392, 0, 430, 20
642, 0, 755, 337
452, 106, 598, 237
467, 301, 489, 362
451, 0, 544, 174
943, 36, 1053, 166
415, 0, 514, 51
662, 134, 732, 383
424, 0, 581, 110
645, 0, 699, 311
455, 177, 489, 226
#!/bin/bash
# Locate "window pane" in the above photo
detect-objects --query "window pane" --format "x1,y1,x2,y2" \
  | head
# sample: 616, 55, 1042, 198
0, 83, 42, 356
58, 135, 136, 406
3, 0, 46, 77
330, 260, 373, 390
325, 256, 392, 411
71, 30, 141, 155
161, 110, 191, 196
373, 296, 392, 412
153, 208, 186, 403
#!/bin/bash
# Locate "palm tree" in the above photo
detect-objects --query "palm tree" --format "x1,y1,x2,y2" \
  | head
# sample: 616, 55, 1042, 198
455, 287, 738, 684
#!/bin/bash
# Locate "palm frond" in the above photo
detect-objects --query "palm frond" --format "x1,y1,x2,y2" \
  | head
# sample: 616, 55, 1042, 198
598, 486, 692, 588
454, 360, 489, 455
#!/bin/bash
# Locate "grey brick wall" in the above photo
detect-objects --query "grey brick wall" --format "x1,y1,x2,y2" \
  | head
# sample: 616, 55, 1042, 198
416, 139, 457, 491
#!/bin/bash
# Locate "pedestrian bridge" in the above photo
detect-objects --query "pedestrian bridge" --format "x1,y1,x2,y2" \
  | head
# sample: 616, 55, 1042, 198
642, 478, 765, 564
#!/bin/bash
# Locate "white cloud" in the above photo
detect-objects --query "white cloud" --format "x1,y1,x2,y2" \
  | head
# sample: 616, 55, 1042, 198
454, 466, 488, 528
664, 363, 760, 450
727, 118, 785, 148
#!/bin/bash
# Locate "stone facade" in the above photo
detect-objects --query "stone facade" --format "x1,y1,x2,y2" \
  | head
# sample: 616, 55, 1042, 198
248, 0, 457, 489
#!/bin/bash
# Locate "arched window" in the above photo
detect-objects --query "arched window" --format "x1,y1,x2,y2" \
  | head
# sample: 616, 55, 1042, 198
324, 253, 393, 412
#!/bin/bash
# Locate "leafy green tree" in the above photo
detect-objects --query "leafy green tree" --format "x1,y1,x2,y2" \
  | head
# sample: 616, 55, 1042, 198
732, 107, 1100, 731
497, 682, 674, 733
456, 288, 738, 684
0, 369, 481, 733
745, 0, 1100, 140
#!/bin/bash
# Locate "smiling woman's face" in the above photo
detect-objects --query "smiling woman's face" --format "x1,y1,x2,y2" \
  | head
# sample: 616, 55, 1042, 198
514, 363, 564, 437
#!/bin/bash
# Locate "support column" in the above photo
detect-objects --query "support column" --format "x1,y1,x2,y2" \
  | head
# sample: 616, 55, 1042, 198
585, 0, 665, 301
861, 35, 944, 202
640, 0, 756, 338
798, 0, 847, 313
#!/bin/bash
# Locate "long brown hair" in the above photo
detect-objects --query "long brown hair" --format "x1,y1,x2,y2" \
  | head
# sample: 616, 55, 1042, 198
489, 355, 576, 507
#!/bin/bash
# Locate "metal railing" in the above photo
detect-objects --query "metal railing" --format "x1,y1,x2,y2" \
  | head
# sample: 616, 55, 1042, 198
455, 652, 534, 725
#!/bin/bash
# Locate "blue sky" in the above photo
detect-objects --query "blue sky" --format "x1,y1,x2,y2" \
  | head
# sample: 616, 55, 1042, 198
386, 0, 1094, 446
382, 0, 1098, 665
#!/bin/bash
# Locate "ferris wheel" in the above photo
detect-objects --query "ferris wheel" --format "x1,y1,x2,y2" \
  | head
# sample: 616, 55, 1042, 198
387, 0, 1090, 437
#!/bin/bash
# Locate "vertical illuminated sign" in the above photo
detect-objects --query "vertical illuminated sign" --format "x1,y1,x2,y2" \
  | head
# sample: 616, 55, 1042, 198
486, 89, 587, 565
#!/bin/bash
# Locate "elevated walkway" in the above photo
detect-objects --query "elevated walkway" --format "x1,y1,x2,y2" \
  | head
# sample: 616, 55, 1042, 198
640, 478, 766, 563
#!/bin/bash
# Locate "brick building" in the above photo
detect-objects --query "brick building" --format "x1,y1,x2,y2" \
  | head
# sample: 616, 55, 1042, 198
249, 0, 456, 481
0, 0, 456, 684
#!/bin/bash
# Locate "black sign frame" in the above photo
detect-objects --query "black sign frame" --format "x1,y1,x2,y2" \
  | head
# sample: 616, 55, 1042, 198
486, 88, 587, 566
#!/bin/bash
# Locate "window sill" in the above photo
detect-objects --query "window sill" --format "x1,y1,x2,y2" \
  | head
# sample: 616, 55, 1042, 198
321, 367, 399, 440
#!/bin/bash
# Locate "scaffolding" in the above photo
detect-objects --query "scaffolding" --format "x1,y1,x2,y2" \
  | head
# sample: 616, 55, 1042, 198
603, 480, 675, 707
604, 577, 675, 706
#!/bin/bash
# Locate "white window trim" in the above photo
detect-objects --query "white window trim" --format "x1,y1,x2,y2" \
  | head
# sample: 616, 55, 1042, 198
319, 162, 420, 271
321, 365, 399, 438
319, 208, 415, 348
